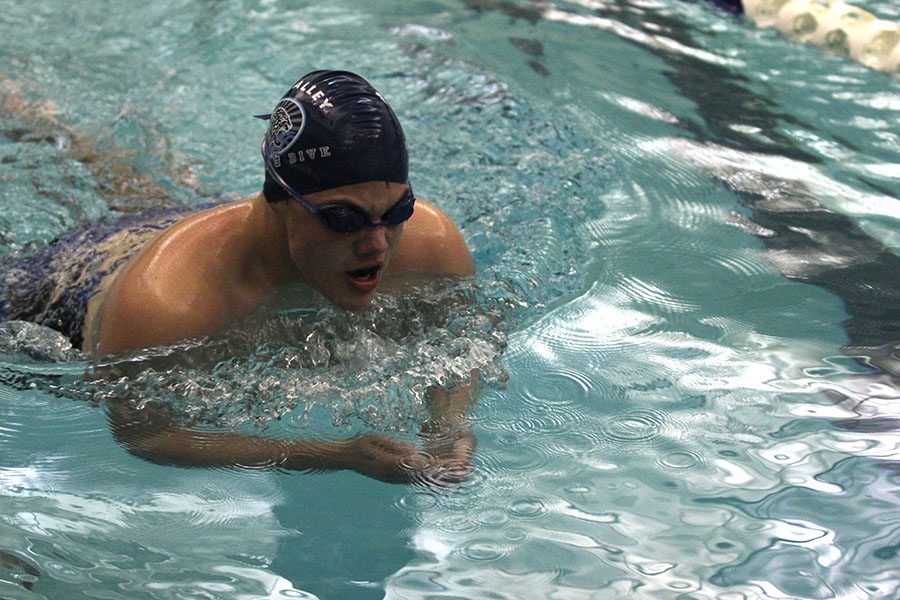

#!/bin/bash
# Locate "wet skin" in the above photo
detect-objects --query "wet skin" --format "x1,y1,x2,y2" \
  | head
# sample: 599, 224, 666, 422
85, 181, 474, 355
81, 180, 478, 486
282, 181, 408, 311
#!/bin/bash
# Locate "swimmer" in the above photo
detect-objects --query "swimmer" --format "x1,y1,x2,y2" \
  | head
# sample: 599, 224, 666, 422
81, 70, 474, 354
2, 70, 478, 485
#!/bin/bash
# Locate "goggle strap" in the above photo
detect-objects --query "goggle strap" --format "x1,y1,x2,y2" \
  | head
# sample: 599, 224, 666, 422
262, 141, 414, 232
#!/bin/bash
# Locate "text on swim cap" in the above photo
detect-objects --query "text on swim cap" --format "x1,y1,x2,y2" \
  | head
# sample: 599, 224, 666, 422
290, 80, 334, 112
271, 146, 331, 167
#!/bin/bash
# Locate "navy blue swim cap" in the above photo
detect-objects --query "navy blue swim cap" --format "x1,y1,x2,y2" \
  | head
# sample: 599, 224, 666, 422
708, 0, 743, 14
260, 70, 408, 201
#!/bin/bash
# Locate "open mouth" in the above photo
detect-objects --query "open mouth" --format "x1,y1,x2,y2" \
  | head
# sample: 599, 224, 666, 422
347, 266, 380, 281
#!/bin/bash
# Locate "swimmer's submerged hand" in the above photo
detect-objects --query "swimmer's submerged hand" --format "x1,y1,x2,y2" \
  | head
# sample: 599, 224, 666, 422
338, 433, 472, 486
291, 372, 480, 486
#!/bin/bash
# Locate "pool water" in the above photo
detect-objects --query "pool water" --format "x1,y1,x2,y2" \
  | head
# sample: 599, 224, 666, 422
1, 1, 898, 599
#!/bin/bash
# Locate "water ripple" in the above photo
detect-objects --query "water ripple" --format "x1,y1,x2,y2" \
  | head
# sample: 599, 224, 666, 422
479, 440, 551, 478
597, 408, 683, 450
664, 195, 729, 232
618, 276, 700, 314
520, 367, 594, 407
393, 490, 439, 515
429, 513, 481, 535
539, 430, 609, 460
164, 490, 277, 529
458, 539, 511, 563
506, 496, 549, 520
502, 405, 590, 436
656, 449, 706, 471
517, 286, 659, 362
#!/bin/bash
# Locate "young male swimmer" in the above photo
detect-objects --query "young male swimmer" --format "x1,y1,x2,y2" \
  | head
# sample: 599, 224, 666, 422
83, 70, 474, 355
2, 70, 477, 484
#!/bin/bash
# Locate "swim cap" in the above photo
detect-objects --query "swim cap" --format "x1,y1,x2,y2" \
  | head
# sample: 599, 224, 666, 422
709, 0, 743, 13
260, 70, 408, 201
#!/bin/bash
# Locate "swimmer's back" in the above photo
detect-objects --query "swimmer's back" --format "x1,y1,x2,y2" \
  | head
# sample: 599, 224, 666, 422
85, 199, 267, 354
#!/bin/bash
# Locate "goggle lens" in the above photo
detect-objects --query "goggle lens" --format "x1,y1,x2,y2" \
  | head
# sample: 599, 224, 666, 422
316, 188, 415, 233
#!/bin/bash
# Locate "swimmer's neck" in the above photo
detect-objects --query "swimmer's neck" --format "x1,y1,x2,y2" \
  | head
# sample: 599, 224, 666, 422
244, 192, 305, 288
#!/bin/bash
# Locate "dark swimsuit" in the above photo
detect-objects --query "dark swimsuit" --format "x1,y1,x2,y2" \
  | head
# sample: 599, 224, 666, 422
0, 207, 197, 350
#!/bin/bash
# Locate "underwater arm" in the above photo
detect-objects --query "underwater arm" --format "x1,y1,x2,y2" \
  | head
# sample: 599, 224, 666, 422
418, 371, 479, 479
387, 200, 481, 476
106, 401, 466, 484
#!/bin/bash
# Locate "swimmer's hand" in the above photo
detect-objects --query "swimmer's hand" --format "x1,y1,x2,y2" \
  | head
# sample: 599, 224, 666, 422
344, 433, 472, 486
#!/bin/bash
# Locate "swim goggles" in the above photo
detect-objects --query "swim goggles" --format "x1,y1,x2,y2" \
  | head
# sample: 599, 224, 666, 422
261, 143, 416, 234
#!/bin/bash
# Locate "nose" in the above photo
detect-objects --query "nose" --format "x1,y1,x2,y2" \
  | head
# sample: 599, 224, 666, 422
354, 224, 390, 256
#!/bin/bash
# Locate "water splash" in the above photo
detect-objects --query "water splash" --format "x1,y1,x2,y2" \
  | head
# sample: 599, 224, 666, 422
88, 278, 510, 434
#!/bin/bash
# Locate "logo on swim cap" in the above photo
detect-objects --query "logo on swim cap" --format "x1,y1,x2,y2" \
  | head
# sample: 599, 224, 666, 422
265, 98, 306, 155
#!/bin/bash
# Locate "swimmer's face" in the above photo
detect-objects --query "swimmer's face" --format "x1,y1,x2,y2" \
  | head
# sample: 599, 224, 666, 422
283, 181, 408, 310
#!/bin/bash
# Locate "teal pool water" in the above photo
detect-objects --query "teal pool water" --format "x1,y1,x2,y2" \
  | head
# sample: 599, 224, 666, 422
1, 1, 898, 599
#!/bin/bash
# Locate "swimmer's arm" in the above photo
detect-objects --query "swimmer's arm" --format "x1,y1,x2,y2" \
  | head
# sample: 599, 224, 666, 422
396, 199, 479, 470
96, 305, 221, 355
419, 371, 479, 475
389, 200, 480, 468
106, 402, 465, 484
92, 264, 235, 355
399, 196, 480, 471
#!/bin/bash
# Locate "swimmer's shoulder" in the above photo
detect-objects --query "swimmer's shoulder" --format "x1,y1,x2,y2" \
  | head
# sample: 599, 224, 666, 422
90, 200, 256, 354
389, 198, 474, 277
